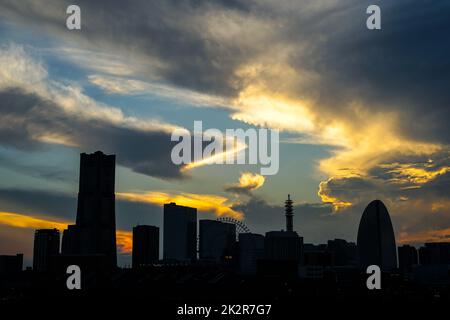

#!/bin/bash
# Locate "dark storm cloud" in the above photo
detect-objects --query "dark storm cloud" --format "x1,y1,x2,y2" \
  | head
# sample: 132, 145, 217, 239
286, 0, 450, 143
1, 0, 449, 241
0, 88, 183, 179
0, 152, 75, 182
0, 188, 77, 220
1, 0, 448, 143
0, 0, 256, 97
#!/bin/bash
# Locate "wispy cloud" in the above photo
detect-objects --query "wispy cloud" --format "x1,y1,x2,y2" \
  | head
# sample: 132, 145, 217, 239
0, 44, 187, 179
88, 74, 228, 108
117, 191, 243, 220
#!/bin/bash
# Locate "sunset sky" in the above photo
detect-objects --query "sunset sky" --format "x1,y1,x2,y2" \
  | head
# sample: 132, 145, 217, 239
0, 0, 449, 266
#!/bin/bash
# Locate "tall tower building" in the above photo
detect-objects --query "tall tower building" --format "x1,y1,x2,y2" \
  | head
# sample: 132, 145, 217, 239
285, 194, 294, 232
33, 229, 60, 272
62, 151, 117, 269
357, 200, 397, 271
132, 225, 159, 268
163, 202, 197, 261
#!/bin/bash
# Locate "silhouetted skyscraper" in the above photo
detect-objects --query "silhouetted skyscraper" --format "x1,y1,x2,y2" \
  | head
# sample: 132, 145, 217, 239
357, 200, 397, 271
398, 245, 418, 272
61, 151, 117, 269
33, 229, 60, 272
163, 202, 197, 261
199, 220, 236, 261
132, 225, 159, 268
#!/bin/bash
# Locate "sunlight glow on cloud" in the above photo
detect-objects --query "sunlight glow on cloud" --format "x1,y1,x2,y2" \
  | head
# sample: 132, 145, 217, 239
317, 179, 353, 212
0, 211, 68, 230
238, 172, 265, 190
181, 139, 248, 172
117, 191, 243, 220
224, 172, 266, 196
398, 227, 450, 244
0, 44, 182, 139
0, 211, 132, 254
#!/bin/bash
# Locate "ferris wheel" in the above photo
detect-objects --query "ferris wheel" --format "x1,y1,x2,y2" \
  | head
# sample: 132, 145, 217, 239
216, 217, 250, 240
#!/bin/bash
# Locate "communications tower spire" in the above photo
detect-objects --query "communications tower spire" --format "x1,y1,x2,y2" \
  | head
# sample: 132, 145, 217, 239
285, 194, 294, 232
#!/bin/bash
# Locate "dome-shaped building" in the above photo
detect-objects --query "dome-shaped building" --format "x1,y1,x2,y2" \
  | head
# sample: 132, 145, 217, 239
357, 200, 397, 271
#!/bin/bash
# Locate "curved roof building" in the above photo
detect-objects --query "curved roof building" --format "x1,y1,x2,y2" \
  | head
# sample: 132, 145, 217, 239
357, 200, 397, 271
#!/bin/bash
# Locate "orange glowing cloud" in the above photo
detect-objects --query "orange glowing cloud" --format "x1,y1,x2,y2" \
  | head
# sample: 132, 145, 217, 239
237, 172, 265, 190
116, 230, 133, 254
117, 191, 243, 220
0, 211, 69, 230
398, 227, 450, 245
0, 211, 132, 254
317, 179, 352, 212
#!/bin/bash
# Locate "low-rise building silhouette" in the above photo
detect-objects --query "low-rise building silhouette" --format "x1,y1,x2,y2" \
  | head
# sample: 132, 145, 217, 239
327, 239, 357, 266
238, 233, 264, 275
418, 242, 450, 265
398, 245, 418, 272
33, 228, 60, 272
0, 254, 23, 274
132, 225, 159, 268
199, 219, 236, 262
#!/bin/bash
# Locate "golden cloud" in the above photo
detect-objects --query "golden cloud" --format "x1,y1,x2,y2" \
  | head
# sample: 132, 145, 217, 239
0, 211, 132, 254
225, 60, 449, 212
117, 191, 243, 220
238, 172, 265, 190
317, 179, 352, 212
398, 227, 450, 244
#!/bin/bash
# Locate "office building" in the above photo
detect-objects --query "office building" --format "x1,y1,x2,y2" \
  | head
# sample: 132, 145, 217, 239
163, 202, 197, 261
33, 229, 60, 272
132, 225, 159, 268
199, 220, 236, 261
238, 233, 264, 275
61, 151, 117, 269
418, 242, 450, 265
264, 231, 303, 261
398, 245, 418, 272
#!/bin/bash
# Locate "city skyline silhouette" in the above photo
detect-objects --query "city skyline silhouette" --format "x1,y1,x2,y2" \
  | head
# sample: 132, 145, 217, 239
2, 151, 448, 275
1, 0, 450, 311
2, 150, 450, 309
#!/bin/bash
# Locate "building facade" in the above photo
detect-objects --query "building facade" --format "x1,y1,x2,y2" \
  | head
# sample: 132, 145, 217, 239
61, 151, 117, 269
132, 225, 159, 268
33, 229, 60, 272
163, 202, 197, 261
357, 200, 397, 271
199, 220, 236, 261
